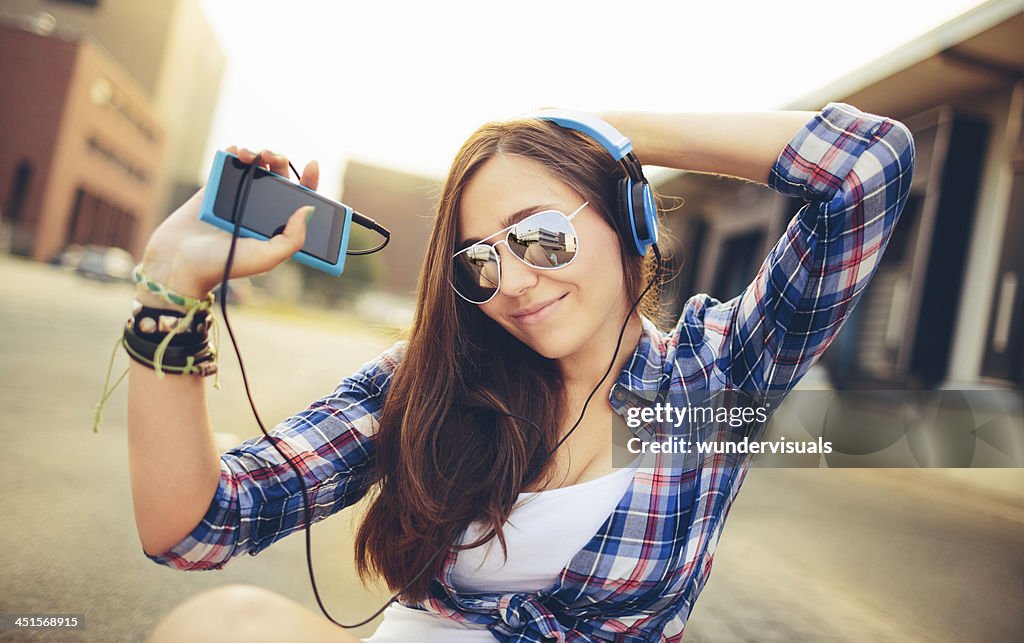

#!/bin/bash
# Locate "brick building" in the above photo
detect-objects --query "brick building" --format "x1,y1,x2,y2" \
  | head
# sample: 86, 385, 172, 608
0, 22, 165, 259
0, 0, 223, 259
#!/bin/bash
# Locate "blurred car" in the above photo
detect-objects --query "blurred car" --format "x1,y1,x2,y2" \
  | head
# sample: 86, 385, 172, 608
55, 243, 84, 269
74, 245, 135, 283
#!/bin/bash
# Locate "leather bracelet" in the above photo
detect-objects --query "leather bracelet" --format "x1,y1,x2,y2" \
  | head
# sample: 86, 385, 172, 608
121, 336, 218, 377
120, 293, 220, 379
123, 322, 214, 363
122, 309, 217, 377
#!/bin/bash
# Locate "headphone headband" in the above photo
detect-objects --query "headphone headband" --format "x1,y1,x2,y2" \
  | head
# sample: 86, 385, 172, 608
525, 109, 633, 160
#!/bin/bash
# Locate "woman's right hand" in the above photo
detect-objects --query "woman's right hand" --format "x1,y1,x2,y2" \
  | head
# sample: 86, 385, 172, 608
139, 146, 320, 300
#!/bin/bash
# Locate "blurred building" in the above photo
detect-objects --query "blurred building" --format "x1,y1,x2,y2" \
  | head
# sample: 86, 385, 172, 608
0, 21, 165, 260
0, 0, 223, 259
340, 161, 440, 298
655, 0, 1023, 390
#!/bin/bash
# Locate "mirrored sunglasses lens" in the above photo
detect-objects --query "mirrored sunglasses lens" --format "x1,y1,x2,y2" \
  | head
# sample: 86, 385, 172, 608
452, 245, 499, 302
507, 211, 578, 268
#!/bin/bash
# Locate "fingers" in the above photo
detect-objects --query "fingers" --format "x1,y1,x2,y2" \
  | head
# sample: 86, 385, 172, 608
229, 206, 312, 277
272, 206, 313, 254
224, 146, 260, 164
222, 145, 277, 171
260, 149, 290, 178
299, 160, 319, 191
223, 146, 319, 190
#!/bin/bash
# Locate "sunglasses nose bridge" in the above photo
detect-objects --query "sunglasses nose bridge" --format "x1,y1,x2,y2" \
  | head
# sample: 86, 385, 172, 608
493, 237, 539, 274
493, 238, 542, 295
491, 237, 519, 260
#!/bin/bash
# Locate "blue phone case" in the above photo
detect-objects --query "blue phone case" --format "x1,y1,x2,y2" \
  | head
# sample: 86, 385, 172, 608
198, 150, 353, 276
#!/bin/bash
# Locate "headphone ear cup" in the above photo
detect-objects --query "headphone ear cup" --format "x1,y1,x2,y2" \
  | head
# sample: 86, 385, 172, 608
631, 181, 650, 244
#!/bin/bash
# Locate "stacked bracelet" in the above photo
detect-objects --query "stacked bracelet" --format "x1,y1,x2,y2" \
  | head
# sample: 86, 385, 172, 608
128, 266, 219, 381
93, 267, 221, 433
122, 306, 218, 377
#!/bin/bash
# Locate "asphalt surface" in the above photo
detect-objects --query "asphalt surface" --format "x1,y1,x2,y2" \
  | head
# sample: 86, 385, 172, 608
1, 255, 1021, 642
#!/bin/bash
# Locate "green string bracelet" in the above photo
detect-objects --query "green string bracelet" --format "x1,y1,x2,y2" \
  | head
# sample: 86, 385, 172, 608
131, 264, 214, 310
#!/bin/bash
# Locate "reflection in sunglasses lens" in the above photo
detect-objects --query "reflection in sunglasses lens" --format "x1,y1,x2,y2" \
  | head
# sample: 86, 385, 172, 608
453, 245, 499, 303
510, 211, 577, 268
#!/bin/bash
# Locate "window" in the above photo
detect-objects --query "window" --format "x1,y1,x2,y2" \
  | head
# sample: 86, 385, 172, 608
5, 161, 33, 224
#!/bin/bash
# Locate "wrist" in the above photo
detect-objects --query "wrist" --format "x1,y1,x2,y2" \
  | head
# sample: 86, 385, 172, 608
134, 257, 216, 313
135, 286, 189, 312
138, 254, 212, 301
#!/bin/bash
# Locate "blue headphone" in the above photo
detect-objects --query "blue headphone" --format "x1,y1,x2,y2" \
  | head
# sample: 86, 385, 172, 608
529, 109, 659, 257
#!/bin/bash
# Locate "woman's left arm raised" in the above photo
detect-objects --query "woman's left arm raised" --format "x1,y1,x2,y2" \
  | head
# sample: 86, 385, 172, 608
605, 104, 916, 395
601, 109, 816, 184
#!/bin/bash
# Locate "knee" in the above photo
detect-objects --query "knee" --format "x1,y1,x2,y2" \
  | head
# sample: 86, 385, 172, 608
149, 584, 287, 643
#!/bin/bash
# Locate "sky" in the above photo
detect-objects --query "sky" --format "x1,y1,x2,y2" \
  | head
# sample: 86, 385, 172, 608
196, 0, 987, 197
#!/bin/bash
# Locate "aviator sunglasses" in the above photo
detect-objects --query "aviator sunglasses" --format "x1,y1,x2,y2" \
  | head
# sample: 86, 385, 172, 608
450, 202, 588, 304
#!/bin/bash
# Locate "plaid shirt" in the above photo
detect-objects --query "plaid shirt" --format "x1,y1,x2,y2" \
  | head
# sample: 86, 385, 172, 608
148, 103, 915, 641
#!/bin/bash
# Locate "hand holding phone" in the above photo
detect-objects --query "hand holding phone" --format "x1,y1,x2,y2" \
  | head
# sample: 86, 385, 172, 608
138, 147, 319, 300
198, 150, 355, 276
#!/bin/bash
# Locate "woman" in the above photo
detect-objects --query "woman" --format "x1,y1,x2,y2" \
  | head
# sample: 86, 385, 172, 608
130, 103, 914, 641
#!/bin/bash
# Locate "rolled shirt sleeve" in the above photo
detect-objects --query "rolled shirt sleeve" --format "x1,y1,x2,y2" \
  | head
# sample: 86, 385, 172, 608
145, 341, 405, 570
710, 102, 915, 396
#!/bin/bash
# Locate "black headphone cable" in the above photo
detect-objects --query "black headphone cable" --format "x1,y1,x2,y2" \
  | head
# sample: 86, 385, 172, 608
220, 155, 662, 628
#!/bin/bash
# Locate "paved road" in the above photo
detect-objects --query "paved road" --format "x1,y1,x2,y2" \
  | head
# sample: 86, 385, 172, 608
1, 256, 1021, 642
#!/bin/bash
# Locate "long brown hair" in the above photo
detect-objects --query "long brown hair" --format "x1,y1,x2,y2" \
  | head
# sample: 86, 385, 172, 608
354, 118, 660, 601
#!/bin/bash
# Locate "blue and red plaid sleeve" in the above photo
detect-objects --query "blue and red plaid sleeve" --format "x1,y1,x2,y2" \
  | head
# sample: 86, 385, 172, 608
145, 341, 405, 570
713, 102, 915, 393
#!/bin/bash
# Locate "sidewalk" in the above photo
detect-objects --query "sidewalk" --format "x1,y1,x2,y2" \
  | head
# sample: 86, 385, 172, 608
685, 467, 1024, 642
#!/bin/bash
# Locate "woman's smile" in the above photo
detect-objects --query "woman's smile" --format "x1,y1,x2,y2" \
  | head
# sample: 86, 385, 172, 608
509, 292, 569, 326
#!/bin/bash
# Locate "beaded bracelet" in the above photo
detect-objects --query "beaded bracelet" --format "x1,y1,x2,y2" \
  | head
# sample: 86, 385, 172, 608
130, 302, 212, 344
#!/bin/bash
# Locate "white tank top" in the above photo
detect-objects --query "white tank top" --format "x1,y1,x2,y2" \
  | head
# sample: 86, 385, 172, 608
364, 465, 638, 642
